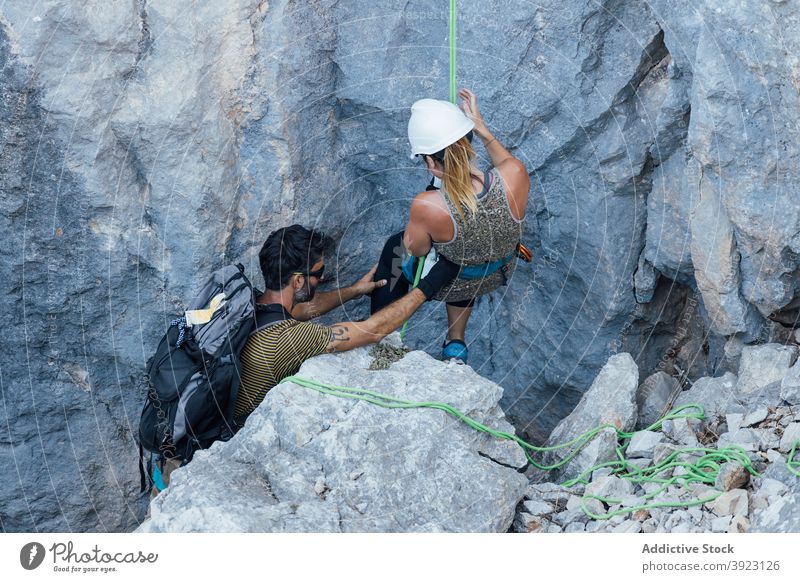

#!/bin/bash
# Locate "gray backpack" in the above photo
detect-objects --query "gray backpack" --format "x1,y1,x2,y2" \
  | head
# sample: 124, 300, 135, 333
138, 264, 263, 483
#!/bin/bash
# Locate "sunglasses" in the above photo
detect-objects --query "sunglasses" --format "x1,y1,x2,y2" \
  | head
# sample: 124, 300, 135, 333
416, 130, 475, 163
293, 264, 326, 279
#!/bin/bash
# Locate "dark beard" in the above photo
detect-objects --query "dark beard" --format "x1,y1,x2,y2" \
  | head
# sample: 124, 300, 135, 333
293, 280, 316, 304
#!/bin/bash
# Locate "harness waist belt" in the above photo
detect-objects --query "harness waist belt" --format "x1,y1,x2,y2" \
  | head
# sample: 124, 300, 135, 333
457, 252, 515, 280
401, 252, 515, 282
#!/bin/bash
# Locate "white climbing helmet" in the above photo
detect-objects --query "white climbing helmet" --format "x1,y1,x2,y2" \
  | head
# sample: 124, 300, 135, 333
407, 98, 475, 159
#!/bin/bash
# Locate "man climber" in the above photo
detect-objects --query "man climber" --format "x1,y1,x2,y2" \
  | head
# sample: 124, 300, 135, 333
149, 225, 458, 498
232, 224, 460, 427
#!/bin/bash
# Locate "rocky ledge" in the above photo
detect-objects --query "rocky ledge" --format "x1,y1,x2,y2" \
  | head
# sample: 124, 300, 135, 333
137, 335, 528, 533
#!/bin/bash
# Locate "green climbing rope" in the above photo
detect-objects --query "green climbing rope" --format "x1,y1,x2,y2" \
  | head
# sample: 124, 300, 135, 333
400, 1, 455, 340
788, 440, 800, 477
280, 374, 799, 520
399, 255, 426, 341
400, 0, 456, 340
449, 0, 457, 103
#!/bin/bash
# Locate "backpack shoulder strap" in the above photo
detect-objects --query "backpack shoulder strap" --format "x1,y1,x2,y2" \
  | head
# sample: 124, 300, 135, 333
252, 303, 293, 336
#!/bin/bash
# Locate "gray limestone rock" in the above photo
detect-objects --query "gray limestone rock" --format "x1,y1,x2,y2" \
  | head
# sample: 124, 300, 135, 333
522, 499, 556, 517
137, 346, 528, 532
653, 443, 683, 466
673, 372, 740, 421
717, 429, 780, 452
710, 490, 749, 518
752, 495, 800, 532
782, 361, 800, 405
612, 521, 641, 533
626, 430, 665, 458
737, 344, 798, 395
727, 413, 744, 433
585, 476, 635, 501
525, 483, 574, 510
551, 505, 594, 526
540, 353, 638, 482
4, 0, 800, 533
742, 408, 769, 427
636, 372, 680, 429
661, 417, 701, 447
779, 423, 800, 453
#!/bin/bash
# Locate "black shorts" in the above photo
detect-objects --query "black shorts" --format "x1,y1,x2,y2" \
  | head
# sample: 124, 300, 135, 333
370, 231, 475, 314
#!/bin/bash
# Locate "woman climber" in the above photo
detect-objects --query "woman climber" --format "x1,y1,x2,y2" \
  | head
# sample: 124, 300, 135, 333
370, 88, 531, 364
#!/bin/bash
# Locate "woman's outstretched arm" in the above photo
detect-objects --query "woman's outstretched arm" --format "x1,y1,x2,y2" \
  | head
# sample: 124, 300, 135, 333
458, 88, 530, 213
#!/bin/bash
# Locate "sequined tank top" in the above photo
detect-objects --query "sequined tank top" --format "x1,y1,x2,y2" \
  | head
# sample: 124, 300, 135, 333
431, 167, 525, 303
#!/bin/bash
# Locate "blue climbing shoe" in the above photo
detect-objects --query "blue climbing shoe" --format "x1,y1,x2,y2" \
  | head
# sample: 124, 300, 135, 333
442, 339, 468, 364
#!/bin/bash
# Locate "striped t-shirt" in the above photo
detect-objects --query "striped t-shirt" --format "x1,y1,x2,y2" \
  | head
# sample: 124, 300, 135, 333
234, 311, 332, 424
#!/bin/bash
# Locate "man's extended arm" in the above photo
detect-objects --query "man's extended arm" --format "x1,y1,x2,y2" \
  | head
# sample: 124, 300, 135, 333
292, 264, 386, 321
325, 288, 427, 353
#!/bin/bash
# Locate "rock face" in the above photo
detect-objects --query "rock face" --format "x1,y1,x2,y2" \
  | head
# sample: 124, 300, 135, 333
3, 0, 800, 532
137, 341, 528, 532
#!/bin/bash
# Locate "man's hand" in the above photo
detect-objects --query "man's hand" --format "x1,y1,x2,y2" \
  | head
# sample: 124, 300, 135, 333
292, 264, 386, 321
350, 263, 387, 297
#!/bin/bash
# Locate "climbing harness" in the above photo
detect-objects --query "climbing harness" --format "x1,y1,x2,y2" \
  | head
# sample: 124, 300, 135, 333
458, 252, 516, 280
279, 374, 800, 521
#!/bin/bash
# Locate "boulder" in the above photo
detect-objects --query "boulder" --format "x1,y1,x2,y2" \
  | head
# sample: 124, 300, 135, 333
636, 372, 680, 429
137, 343, 528, 532
737, 344, 797, 395
782, 360, 800, 405
673, 372, 739, 420
626, 430, 665, 458
540, 353, 639, 482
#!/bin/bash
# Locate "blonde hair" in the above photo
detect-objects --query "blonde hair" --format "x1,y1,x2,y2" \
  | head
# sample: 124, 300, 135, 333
441, 135, 480, 220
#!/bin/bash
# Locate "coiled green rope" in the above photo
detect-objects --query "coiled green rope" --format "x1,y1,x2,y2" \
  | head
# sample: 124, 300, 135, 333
280, 374, 799, 520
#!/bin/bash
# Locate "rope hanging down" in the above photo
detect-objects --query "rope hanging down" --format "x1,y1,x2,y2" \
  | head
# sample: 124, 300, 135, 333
450, 0, 457, 103
400, 1, 458, 340
280, 374, 800, 520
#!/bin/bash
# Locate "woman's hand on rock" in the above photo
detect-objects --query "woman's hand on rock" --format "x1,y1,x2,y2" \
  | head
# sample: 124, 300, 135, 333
458, 88, 488, 138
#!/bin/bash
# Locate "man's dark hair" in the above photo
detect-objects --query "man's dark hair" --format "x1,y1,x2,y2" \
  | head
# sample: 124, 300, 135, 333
259, 225, 332, 291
